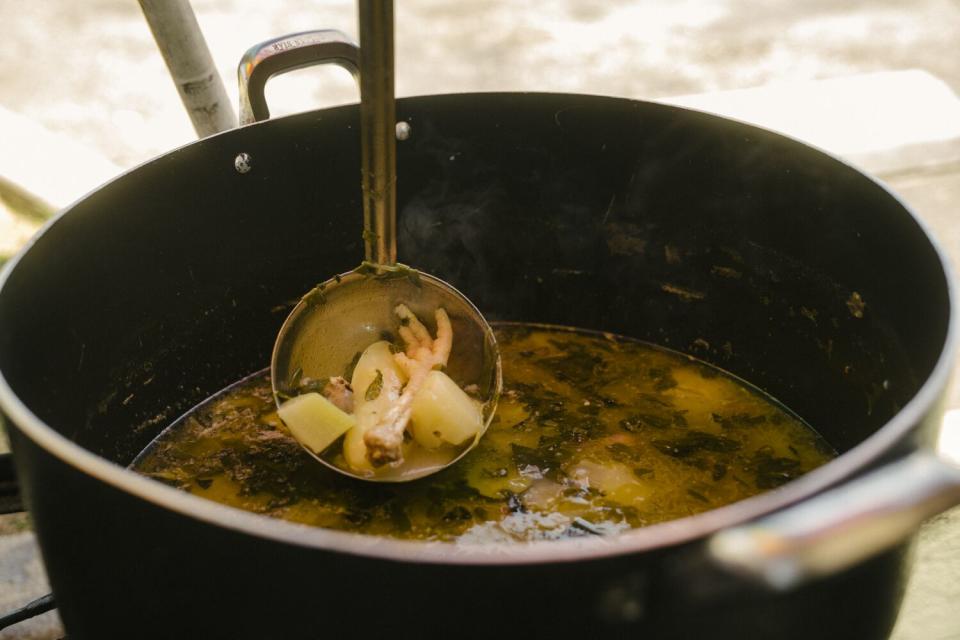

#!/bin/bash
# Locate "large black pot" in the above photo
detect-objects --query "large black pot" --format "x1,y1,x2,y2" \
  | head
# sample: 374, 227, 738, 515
0, 89, 957, 638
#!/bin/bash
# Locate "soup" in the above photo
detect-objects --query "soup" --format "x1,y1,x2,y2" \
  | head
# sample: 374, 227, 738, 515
133, 324, 835, 542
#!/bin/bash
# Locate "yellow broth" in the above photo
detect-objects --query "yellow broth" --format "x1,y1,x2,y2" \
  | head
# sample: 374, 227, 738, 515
133, 324, 835, 542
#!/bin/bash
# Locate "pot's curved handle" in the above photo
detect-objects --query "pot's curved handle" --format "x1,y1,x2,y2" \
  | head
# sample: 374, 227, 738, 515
237, 30, 360, 126
708, 450, 960, 590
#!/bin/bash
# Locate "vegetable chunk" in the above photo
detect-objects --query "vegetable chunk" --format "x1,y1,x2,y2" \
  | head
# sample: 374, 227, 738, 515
278, 392, 356, 454
411, 370, 483, 447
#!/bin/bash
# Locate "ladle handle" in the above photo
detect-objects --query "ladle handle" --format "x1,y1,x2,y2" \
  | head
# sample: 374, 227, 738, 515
708, 450, 960, 590
358, 0, 398, 267
237, 30, 360, 126
237, 21, 398, 267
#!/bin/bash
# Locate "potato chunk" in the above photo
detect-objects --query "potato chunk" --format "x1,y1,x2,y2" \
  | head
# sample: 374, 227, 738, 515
278, 392, 356, 454
343, 420, 374, 473
351, 341, 407, 397
410, 370, 483, 448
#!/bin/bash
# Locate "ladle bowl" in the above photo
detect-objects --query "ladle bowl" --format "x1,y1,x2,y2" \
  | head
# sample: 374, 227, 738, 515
271, 264, 501, 481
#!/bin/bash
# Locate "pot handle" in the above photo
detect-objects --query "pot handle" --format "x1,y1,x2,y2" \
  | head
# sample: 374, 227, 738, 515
708, 450, 960, 590
237, 30, 360, 126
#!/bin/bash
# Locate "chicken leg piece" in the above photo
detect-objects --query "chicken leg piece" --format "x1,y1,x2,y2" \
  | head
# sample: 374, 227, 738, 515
362, 305, 452, 465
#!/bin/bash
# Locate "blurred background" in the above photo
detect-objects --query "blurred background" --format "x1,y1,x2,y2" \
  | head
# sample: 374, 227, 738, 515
2, 1, 960, 638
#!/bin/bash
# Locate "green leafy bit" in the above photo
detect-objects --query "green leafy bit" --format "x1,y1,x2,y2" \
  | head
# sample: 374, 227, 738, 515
606, 442, 640, 463
343, 351, 363, 380
620, 412, 672, 432
648, 366, 678, 391
365, 370, 384, 401
752, 448, 802, 489
511, 441, 564, 479
712, 412, 768, 429
651, 430, 741, 458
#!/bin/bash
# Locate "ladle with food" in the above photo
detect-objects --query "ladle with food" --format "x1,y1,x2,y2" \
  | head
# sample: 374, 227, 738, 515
270, 0, 501, 482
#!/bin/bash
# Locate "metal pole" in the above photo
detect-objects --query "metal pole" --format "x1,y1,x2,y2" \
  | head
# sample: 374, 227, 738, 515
359, 0, 397, 266
138, 0, 236, 136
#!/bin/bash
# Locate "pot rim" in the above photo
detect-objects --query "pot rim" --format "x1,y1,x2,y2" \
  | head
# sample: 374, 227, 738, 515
1, 93, 956, 565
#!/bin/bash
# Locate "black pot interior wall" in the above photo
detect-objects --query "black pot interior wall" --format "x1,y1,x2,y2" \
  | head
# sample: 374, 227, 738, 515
0, 94, 948, 465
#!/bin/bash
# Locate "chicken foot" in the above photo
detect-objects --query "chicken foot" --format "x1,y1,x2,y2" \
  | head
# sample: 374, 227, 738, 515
362, 304, 452, 465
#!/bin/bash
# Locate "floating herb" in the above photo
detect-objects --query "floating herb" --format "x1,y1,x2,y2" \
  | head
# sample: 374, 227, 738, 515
620, 412, 672, 432
365, 370, 384, 401
713, 412, 767, 429
606, 442, 640, 463
752, 449, 802, 489
343, 351, 363, 380
537, 346, 608, 384
651, 431, 741, 458
712, 463, 727, 481
442, 506, 473, 522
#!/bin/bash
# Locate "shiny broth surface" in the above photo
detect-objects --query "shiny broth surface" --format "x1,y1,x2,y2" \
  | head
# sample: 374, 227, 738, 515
133, 324, 835, 542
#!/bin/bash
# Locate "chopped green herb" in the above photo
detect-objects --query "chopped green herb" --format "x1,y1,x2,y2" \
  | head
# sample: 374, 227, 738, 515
648, 366, 678, 391
343, 351, 363, 380
651, 431, 741, 458
365, 370, 384, 401
752, 449, 802, 489
712, 463, 727, 481
620, 412, 672, 432
606, 442, 640, 463
713, 412, 767, 429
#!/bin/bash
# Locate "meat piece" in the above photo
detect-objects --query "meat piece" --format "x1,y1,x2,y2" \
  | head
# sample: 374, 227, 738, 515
322, 376, 354, 413
363, 305, 452, 465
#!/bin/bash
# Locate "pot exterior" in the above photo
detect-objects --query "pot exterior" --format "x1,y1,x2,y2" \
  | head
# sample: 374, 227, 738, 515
0, 93, 949, 638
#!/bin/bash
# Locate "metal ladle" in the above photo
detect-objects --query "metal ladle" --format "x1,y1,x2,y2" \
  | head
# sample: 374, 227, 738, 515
270, 0, 501, 482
